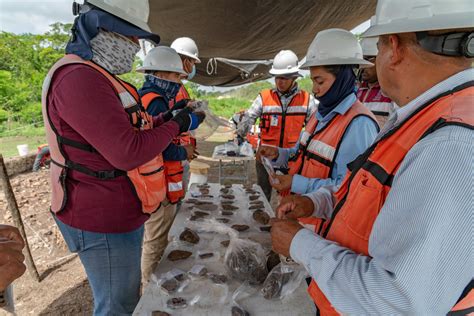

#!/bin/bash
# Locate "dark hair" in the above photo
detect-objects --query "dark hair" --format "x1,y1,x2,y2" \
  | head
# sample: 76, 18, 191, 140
322, 65, 342, 76
322, 65, 358, 77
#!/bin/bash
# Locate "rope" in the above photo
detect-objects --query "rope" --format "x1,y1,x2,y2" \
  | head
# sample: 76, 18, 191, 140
206, 58, 218, 75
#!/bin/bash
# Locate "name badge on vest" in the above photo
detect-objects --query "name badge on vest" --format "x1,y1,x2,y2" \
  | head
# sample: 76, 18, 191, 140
270, 115, 278, 127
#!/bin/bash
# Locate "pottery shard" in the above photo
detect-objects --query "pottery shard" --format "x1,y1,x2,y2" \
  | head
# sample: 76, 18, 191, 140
231, 224, 250, 232
179, 228, 200, 244
166, 297, 187, 309
199, 252, 214, 259
249, 204, 264, 210
221, 200, 234, 205
245, 189, 259, 195
231, 306, 250, 316
220, 188, 232, 194
160, 278, 179, 294
152, 311, 170, 316
248, 195, 260, 201
261, 270, 294, 300
167, 250, 192, 261
221, 240, 230, 247
249, 200, 263, 205
185, 198, 199, 204
266, 251, 281, 272
208, 273, 227, 284
259, 226, 272, 232
196, 200, 214, 205
226, 243, 268, 285
253, 210, 270, 225
221, 194, 235, 200
216, 218, 230, 223
222, 204, 238, 211
195, 203, 218, 211
187, 199, 213, 205
199, 188, 210, 195
193, 211, 210, 217
200, 194, 215, 198
221, 211, 234, 216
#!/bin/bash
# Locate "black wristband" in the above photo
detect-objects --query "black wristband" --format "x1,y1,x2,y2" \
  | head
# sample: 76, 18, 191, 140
162, 110, 173, 122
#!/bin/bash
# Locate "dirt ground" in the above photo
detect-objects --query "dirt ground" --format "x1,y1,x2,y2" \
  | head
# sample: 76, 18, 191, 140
0, 138, 279, 316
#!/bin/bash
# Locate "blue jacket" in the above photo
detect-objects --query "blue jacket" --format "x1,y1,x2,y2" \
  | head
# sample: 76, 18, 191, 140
138, 80, 187, 161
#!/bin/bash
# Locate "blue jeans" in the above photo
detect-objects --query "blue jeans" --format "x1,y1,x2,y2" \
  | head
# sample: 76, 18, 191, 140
54, 216, 144, 316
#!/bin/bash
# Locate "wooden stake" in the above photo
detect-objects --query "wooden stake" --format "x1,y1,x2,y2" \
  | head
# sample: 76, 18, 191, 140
0, 154, 40, 282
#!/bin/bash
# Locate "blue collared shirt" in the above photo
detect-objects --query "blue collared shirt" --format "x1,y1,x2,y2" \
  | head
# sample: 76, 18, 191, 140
292, 68, 474, 314
274, 93, 379, 194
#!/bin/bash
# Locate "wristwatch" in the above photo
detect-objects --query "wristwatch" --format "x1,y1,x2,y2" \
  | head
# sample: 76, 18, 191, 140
0, 289, 6, 307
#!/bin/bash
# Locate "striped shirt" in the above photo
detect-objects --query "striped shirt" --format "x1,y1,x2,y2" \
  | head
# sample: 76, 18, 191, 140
291, 68, 474, 314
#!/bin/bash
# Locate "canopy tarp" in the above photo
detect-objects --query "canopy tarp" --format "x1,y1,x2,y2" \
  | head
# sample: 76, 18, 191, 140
149, 0, 376, 86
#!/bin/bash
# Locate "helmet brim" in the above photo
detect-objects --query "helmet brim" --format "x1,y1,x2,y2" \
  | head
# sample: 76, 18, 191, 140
362, 12, 474, 38
176, 50, 201, 63
136, 66, 187, 75
269, 68, 301, 76
300, 58, 374, 69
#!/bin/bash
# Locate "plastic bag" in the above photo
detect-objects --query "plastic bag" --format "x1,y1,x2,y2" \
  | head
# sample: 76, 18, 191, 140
154, 268, 190, 295
212, 142, 241, 158
190, 219, 268, 284
239, 141, 254, 157
260, 263, 306, 300
225, 237, 268, 285
0, 285, 14, 314
230, 281, 257, 316
261, 156, 280, 185
180, 277, 228, 308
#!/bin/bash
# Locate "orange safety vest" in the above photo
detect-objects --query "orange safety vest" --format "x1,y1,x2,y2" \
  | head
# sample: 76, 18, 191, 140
259, 89, 310, 148
175, 84, 196, 147
288, 100, 378, 232
141, 92, 186, 204
42, 54, 166, 214
308, 82, 474, 315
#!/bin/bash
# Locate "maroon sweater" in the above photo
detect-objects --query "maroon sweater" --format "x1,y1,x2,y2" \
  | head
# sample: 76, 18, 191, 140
48, 64, 180, 233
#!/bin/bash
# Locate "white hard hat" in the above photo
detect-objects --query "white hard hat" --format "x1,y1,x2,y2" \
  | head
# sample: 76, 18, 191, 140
301, 29, 373, 69
87, 0, 152, 32
363, 0, 474, 37
269, 50, 301, 76
361, 37, 379, 57
171, 37, 201, 63
136, 46, 187, 74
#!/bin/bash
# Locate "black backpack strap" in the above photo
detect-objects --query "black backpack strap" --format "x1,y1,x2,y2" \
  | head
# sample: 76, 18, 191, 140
57, 135, 97, 153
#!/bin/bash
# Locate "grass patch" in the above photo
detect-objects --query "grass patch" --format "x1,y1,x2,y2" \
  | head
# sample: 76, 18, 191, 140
208, 97, 251, 118
0, 135, 47, 158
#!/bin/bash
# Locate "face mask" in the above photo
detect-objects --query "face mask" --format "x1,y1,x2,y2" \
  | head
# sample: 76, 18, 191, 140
187, 65, 196, 80
90, 30, 140, 75
146, 75, 181, 100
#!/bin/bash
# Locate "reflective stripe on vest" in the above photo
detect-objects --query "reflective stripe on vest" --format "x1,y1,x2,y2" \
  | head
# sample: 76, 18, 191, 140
175, 85, 194, 146
42, 54, 166, 214
259, 89, 309, 148
288, 100, 378, 233
308, 82, 474, 315
141, 92, 186, 203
